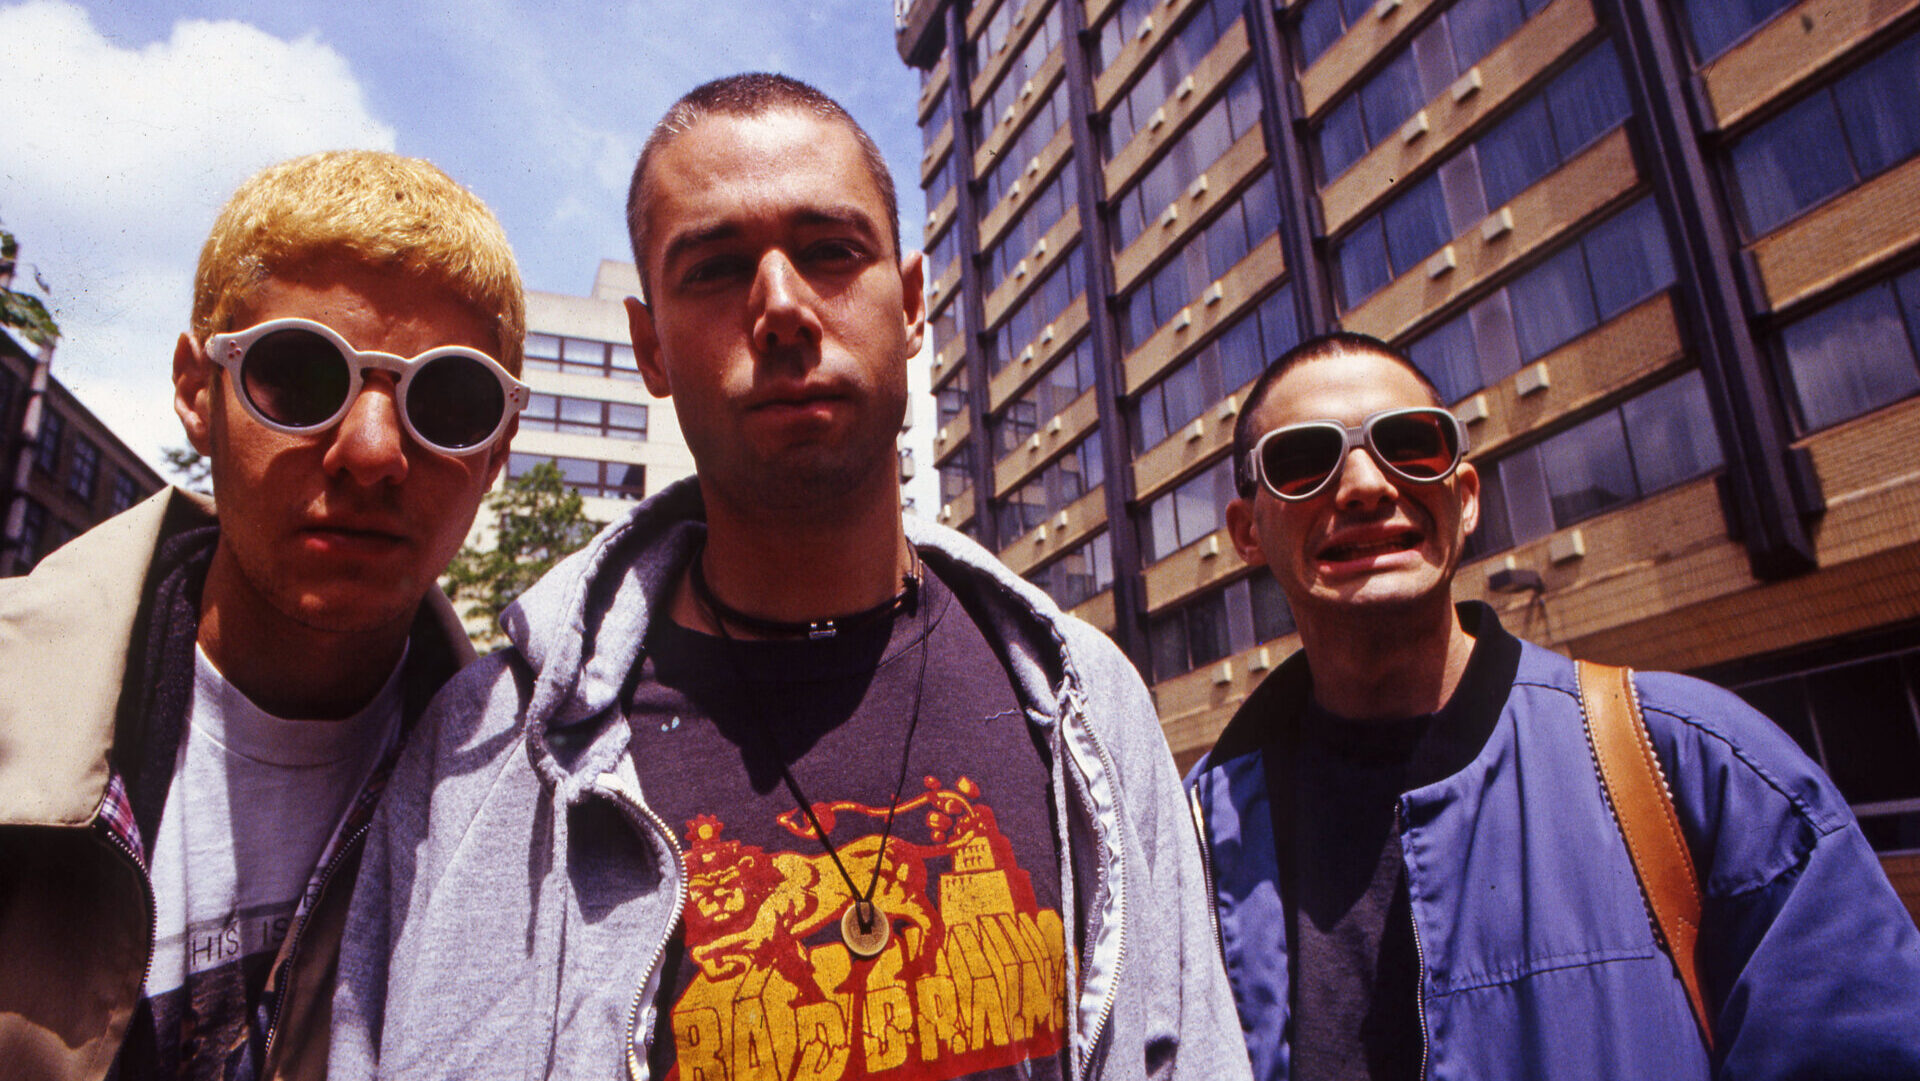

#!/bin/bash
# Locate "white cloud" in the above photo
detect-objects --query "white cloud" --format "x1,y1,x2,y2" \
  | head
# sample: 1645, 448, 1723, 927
0, 0, 394, 470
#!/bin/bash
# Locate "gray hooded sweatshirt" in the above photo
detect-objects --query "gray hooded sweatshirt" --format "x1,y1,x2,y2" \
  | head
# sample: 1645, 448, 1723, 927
329, 478, 1253, 1081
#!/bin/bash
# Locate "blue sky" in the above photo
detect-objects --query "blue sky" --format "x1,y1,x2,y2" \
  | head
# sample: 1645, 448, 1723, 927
0, 0, 932, 473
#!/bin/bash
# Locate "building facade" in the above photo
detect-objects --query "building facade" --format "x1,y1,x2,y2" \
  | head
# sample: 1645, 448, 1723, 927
1, 326, 166, 576
896, 0, 1920, 904
506, 260, 696, 523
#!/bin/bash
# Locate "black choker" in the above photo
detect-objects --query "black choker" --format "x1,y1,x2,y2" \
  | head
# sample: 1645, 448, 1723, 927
688, 547, 920, 640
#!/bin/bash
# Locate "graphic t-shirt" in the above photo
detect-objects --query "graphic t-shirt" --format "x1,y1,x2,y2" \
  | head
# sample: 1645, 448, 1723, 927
125, 645, 403, 1080
627, 566, 1068, 1081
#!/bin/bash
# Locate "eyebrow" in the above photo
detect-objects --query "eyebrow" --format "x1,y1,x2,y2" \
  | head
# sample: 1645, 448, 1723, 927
658, 205, 886, 274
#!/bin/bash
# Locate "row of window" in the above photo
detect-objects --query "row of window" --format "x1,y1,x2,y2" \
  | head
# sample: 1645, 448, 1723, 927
1105, 0, 1237, 157
981, 82, 1071, 213
973, 1, 1067, 148
1024, 529, 1115, 610
1408, 196, 1676, 402
507, 453, 647, 501
1728, 31, 1920, 239
1315, 0, 1553, 182
985, 160, 1079, 295
1335, 43, 1631, 308
990, 336, 1096, 461
1779, 263, 1920, 434
1133, 284, 1300, 452
1139, 455, 1234, 563
520, 394, 649, 440
1110, 68, 1263, 252
968, 0, 1032, 83
991, 245, 1088, 375
523, 335, 643, 382
1116, 170, 1282, 354
1149, 572, 1294, 680
994, 431, 1106, 549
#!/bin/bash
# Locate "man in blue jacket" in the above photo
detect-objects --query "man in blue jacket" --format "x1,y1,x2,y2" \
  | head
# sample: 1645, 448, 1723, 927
1186, 331, 1920, 1079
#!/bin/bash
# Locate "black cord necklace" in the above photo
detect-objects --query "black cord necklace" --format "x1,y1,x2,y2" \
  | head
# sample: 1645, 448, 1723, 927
693, 543, 930, 959
690, 551, 919, 640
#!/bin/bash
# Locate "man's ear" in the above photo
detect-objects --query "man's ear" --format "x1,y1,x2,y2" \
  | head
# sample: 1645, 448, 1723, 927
625, 295, 673, 398
1455, 459, 1481, 539
1225, 495, 1267, 567
898, 248, 927, 357
173, 332, 216, 456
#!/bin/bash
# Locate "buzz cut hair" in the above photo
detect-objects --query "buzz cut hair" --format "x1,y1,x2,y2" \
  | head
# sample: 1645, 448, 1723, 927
1231, 331, 1446, 497
624, 72, 901, 298
192, 150, 527, 375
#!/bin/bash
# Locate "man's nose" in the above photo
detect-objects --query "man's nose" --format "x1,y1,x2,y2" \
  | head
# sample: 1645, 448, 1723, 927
1333, 444, 1398, 509
749, 251, 824, 355
322, 372, 410, 486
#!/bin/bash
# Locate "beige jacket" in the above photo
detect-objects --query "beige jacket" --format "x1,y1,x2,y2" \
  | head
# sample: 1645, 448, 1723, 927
0, 488, 473, 1081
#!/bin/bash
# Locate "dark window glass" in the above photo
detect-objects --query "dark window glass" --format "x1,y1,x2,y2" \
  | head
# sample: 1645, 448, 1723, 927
1335, 220, 1390, 309
1806, 658, 1920, 804
1381, 173, 1449, 277
1780, 275, 1920, 432
1834, 37, 1920, 176
1447, 0, 1526, 70
1295, 0, 1347, 69
1620, 370, 1723, 494
1510, 244, 1600, 361
1110, 71, 1262, 251
1586, 198, 1676, 320
1359, 51, 1423, 147
67, 436, 99, 501
18, 500, 48, 567
1679, 0, 1795, 62
1545, 46, 1633, 157
1096, 0, 1155, 73
1409, 309, 1479, 404
110, 470, 142, 514
1539, 409, 1636, 524
1318, 96, 1368, 180
1729, 93, 1850, 236
1140, 458, 1234, 561
1107, 0, 1230, 154
1477, 96, 1558, 210
508, 454, 646, 500
32, 410, 62, 474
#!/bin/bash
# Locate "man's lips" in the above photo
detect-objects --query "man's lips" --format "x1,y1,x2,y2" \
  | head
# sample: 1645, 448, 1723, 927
1316, 528, 1423, 564
300, 521, 410, 551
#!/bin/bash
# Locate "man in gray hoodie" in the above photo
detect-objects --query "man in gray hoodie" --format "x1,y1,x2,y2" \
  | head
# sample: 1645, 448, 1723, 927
330, 73, 1251, 1081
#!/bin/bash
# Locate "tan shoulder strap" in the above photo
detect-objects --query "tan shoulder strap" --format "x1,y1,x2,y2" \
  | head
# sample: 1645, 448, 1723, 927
1575, 659, 1714, 1050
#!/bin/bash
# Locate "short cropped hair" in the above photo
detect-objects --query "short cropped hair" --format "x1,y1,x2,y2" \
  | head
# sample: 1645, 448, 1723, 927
625, 73, 900, 298
1231, 331, 1445, 497
191, 151, 527, 375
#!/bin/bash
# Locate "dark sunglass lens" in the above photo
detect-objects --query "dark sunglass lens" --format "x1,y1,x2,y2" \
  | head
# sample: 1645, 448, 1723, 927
242, 330, 351, 427
407, 356, 504, 449
1263, 426, 1345, 497
1374, 413, 1458, 479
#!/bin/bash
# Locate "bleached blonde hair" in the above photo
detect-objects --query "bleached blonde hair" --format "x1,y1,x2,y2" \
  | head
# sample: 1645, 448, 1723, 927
191, 150, 527, 374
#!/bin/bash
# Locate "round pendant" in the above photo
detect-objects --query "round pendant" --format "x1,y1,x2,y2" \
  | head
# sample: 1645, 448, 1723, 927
841, 900, 891, 959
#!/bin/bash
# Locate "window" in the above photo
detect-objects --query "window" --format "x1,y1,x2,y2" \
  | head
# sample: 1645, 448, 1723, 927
924, 91, 952, 151
991, 246, 1086, 375
508, 453, 646, 500
0, 364, 16, 431
939, 442, 976, 504
1025, 531, 1115, 609
523, 335, 643, 381
1334, 44, 1633, 309
1148, 574, 1293, 680
983, 161, 1078, 294
67, 435, 99, 501
32, 410, 62, 474
1508, 198, 1676, 362
1105, 0, 1234, 156
1728, 34, 1920, 237
110, 469, 142, 514
1778, 265, 1920, 433
929, 299, 968, 359
1095, 0, 1155, 74
969, 0, 1028, 80
1701, 622, 1920, 851
1109, 69, 1264, 251
989, 337, 1096, 460
994, 432, 1105, 549
935, 365, 970, 428
1294, 0, 1374, 71
981, 83, 1070, 212
1677, 0, 1795, 63
1133, 286, 1299, 450
16, 499, 47, 568
1467, 371, 1723, 558
1117, 172, 1283, 353
926, 151, 958, 216
1140, 457, 1234, 562
973, 2, 1066, 148
520, 394, 648, 439
1315, 0, 1553, 181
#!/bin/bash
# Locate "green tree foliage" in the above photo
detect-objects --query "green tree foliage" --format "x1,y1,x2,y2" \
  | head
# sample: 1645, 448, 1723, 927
0, 225, 60, 347
445, 460, 603, 643
163, 445, 212, 493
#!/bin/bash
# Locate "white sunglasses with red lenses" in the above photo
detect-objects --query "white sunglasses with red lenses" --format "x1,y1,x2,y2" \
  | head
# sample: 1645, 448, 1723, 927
1248, 406, 1469, 501
203, 317, 528, 457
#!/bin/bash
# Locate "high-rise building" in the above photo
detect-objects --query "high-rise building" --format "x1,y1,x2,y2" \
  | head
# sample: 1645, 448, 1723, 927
896, 0, 1920, 905
508, 260, 696, 522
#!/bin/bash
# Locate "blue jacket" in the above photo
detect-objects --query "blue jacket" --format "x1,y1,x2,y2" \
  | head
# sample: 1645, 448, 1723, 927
1185, 603, 1920, 1079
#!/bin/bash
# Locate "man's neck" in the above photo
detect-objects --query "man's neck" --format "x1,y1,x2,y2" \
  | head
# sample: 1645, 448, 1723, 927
674, 480, 912, 636
196, 547, 413, 721
1296, 599, 1476, 721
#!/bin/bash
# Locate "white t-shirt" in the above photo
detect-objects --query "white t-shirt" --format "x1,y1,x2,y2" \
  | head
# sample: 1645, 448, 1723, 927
135, 644, 403, 1074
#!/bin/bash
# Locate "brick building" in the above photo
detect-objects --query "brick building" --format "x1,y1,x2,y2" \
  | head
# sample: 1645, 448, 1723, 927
896, 0, 1920, 908
1, 326, 166, 576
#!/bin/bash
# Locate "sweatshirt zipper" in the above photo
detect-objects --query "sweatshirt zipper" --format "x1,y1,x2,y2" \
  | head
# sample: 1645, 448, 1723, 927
1186, 786, 1225, 964
1070, 714, 1126, 1081
260, 813, 375, 1067
1396, 799, 1431, 1081
99, 823, 157, 1014
599, 771, 687, 1081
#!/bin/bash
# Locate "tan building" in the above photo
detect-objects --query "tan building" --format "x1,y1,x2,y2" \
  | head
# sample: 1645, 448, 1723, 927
1, 326, 165, 576
504, 260, 696, 524
897, 0, 1920, 910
